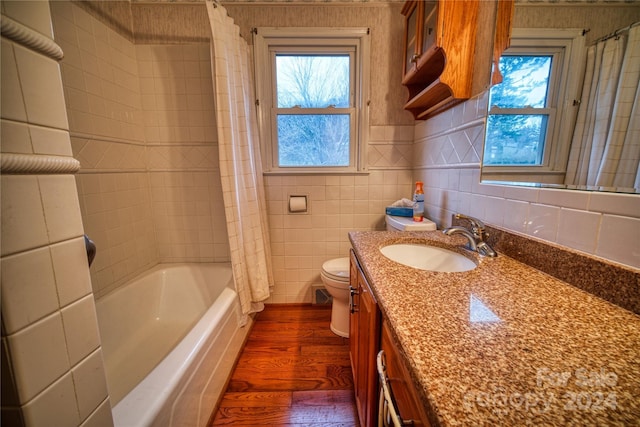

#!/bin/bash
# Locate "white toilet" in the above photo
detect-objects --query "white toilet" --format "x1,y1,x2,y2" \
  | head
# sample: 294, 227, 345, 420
320, 216, 436, 338
320, 257, 351, 338
385, 214, 437, 231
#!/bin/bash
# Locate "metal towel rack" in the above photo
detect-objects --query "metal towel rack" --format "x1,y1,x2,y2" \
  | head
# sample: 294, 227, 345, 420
377, 350, 413, 427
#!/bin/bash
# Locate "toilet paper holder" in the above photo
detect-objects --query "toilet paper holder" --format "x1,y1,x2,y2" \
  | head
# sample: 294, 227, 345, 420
288, 194, 308, 214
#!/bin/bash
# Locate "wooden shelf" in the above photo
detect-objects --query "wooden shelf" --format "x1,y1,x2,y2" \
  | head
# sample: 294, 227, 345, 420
400, 0, 512, 120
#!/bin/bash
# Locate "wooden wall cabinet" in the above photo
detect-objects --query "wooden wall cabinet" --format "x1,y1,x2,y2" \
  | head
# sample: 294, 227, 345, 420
401, 0, 514, 120
349, 250, 381, 427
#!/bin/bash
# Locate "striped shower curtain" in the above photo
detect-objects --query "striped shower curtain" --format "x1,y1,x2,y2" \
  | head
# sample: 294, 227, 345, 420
206, 0, 273, 322
565, 24, 640, 192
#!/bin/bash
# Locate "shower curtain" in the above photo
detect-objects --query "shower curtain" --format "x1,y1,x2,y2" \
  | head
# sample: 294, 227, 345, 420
565, 24, 640, 192
206, 0, 273, 322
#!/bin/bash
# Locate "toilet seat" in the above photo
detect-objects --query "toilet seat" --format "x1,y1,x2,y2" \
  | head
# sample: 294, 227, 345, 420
321, 257, 350, 282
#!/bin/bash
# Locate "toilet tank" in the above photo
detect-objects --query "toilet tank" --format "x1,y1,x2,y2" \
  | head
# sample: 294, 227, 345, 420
385, 215, 437, 231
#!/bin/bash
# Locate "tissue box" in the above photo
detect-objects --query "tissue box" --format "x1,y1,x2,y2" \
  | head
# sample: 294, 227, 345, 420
385, 206, 413, 217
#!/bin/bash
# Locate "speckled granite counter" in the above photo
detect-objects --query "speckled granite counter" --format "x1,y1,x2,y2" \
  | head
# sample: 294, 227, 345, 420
349, 230, 640, 426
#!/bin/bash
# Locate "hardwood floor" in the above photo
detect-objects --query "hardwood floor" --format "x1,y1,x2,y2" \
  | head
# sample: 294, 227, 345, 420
209, 304, 359, 427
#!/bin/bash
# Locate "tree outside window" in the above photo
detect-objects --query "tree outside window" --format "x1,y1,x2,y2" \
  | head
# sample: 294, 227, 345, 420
484, 55, 553, 165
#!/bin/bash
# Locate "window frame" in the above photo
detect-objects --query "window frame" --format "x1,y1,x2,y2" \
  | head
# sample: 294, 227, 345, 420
482, 28, 586, 182
253, 27, 370, 174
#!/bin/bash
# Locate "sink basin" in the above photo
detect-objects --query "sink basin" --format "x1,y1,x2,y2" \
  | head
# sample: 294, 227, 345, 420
380, 243, 476, 272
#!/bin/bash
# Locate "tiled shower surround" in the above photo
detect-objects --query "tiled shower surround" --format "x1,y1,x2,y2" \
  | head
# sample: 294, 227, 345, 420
51, 2, 229, 298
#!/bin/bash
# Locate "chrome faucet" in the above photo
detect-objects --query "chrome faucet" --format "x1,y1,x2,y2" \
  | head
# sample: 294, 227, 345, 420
443, 214, 497, 257
454, 213, 487, 241
443, 226, 478, 251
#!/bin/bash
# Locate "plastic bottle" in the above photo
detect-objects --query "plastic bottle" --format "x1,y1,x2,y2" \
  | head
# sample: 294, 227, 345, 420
413, 181, 424, 222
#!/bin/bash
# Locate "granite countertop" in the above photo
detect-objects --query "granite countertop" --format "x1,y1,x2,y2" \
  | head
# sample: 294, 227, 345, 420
349, 230, 640, 426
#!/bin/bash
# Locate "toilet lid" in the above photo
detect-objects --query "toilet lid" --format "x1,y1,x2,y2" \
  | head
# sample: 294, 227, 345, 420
322, 257, 350, 281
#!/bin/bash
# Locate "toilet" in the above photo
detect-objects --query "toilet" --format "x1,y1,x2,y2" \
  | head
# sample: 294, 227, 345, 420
385, 214, 437, 231
321, 216, 437, 338
321, 257, 351, 338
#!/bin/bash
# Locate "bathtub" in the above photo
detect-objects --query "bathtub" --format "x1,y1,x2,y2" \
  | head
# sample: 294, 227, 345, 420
95, 263, 250, 427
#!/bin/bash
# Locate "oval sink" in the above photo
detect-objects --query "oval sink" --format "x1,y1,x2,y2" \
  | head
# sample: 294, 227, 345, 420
380, 243, 476, 272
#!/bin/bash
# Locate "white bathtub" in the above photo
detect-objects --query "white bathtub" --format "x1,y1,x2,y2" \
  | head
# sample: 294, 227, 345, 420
95, 263, 250, 427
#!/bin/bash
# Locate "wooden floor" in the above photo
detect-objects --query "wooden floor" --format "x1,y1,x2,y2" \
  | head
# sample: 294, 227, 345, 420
208, 304, 359, 426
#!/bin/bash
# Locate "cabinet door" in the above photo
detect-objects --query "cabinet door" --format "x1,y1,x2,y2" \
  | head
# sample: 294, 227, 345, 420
349, 251, 381, 427
402, 0, 420, 78
349, 251, 360, 383
420, 2, 438, 57
380, 320, 431, 426
358, 272, 380, 427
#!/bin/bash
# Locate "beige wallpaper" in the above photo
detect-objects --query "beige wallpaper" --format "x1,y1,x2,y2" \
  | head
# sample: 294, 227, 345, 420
131, 3, 210, 43
514, 4, 640, 44
72, 0, 135, 41
223, 3, 414, 126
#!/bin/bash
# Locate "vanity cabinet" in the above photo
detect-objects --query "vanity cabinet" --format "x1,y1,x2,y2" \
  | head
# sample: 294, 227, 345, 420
349, 250, 381, 427
380, 320, 431, 426
401, 0, 514, 119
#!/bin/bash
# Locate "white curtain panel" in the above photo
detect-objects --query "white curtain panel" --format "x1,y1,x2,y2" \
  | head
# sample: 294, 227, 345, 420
206, 0, 273, 322
565, 25, 640, 192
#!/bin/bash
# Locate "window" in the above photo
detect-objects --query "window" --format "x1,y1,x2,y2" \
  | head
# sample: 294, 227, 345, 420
483, 29, 585, 182
253, 28, 370, 173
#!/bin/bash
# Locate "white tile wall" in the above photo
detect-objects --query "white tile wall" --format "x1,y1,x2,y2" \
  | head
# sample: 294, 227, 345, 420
2, 3, 112, 424
61, 295, 101, 366
53, 2, 225, 299
71, 349, 109, 421
50, 237, 93, 306
557, 208, 601, 253
21, 373, 80, 427
13, 44, 69, 129
265, 169, 413, 303
79, 399, 114, 427
0, 120, 70, 157
0, 247, 59, 334
6, 312, 70, 402
52, 2, 143, 143
0, 40, 28, 122
526, 203, 560, 242
413, 94, 640, 269
368, 125, 414, 169
39, 175, 85, 243
149, 171, 229, 263
137, 44, 215, 145
597, 215, 640, 267
0, 175, 50, 256
76, 172, 157, 298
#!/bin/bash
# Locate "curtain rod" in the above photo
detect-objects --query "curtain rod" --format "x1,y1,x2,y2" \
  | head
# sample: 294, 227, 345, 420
591, 21, 639, 45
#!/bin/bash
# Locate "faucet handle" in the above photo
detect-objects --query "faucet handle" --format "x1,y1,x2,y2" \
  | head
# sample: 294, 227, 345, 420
454, 213, 487, 240
454, 213, 485, 230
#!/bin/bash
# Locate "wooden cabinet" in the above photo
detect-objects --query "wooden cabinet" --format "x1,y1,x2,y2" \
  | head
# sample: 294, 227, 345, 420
380, 320, 431, 426
350, 250, 434, 427
401, 0, 514, 120
349, 250, 381, 427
